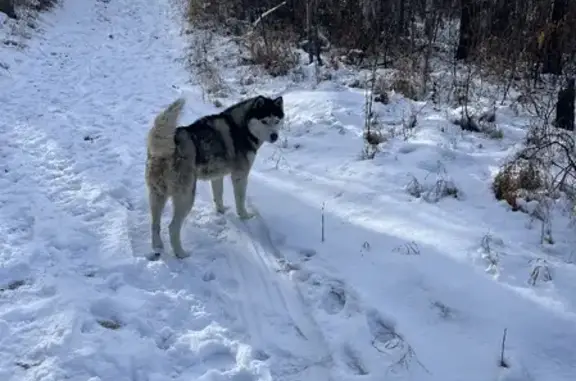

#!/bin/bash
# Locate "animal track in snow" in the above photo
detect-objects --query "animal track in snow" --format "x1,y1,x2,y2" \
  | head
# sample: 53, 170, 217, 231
202, 271, 216, 282
155, 326, 175, 350
89, 298, 124, 331
251, 348, 271, 361
366, 309, 399, 349
0, 279, 26, 292
342, 344, 369, 375
365, 308, 425, 376
320, 282, 347, 315
430, 300, 456, 319
297, 271, 359, 317
298, 248, 317, 261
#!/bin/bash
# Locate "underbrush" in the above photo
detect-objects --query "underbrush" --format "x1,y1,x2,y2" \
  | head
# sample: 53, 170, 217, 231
243, 28, 299, 78
1, 0, 58, 23
185, 0, 300, 82
1, 0, 59, 50
491, 82, 576, 246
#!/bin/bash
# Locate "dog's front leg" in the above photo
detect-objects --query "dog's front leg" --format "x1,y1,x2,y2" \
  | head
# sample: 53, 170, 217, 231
231, 172, 254, 220
211, 177, 228, 214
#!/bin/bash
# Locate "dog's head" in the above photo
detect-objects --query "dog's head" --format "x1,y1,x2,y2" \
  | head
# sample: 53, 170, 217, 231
247, 95, 284, 144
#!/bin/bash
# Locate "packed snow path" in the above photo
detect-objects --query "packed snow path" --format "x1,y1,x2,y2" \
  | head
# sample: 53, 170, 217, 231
0, 0, 332, 380
2, 0, 576, 380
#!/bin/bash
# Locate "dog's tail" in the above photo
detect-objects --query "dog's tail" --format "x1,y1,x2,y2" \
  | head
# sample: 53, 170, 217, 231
147, 97, 186, 157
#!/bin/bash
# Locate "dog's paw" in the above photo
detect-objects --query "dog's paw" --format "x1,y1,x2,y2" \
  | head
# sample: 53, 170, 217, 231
173, 249, 191, 259
215, 205, 230, 214
237, 210, 257, 220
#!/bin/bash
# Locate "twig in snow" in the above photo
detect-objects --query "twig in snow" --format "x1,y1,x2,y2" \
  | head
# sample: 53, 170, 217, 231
321, 201, 326, 242
499, 328, 509, 368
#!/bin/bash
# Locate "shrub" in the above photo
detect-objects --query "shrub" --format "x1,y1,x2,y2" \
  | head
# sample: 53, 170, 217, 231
245, 29, 299, 77
492, 159, 544, 211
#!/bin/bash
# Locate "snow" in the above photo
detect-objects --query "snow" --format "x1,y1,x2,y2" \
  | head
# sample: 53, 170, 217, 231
1, 0, 576, 380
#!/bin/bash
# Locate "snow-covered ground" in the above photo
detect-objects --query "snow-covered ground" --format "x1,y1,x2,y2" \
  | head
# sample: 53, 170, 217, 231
1, 1, 576, 380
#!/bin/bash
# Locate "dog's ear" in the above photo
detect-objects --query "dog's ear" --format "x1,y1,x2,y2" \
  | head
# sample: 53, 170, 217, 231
273, 96, 283, 109
254, 96, 266, 107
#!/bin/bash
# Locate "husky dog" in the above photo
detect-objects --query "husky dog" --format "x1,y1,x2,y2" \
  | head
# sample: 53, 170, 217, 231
145, 95, 284, 258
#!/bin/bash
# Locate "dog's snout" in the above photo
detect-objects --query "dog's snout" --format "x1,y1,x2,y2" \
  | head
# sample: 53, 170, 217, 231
270, 132, 278, 142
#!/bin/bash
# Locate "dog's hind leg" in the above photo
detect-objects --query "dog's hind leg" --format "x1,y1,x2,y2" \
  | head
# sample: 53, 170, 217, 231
231, 173, 255, 220
149, 189, 168, 254
168, 181, 197, 258
211, 177, 228, 214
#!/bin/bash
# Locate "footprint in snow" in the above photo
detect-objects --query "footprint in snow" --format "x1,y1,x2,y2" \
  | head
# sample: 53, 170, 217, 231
89, 298, 124, 331
319, 279, 347, 315
202, 271, 216, 282
365, 309, 404, 354
0, 279, 26, 292
398, 142, 420, 155
251, 348, 270, 361
342, 344, 369, 375
0, 263, 31, 292
155, 326, 175, 350
298, 248, 317, 261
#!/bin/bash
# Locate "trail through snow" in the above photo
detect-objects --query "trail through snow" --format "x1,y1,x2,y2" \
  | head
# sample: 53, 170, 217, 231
0, 0, 331, 379
2, 0, 576, 381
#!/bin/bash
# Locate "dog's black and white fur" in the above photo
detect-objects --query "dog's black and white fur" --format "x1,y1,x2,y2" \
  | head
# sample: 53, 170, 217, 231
145, 95, 284, 258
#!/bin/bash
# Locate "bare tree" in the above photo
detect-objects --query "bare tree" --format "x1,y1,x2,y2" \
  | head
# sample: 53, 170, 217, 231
455, 0, 477, 61
542, 0, 568, 75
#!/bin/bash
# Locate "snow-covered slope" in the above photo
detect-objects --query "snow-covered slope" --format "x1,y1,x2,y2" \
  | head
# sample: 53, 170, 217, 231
1, 1, 576, 381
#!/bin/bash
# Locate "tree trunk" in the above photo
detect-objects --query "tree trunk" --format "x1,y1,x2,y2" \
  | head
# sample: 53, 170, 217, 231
305, 0, 322, 66
490, 0, 512, 38
455, 0, 475, 60
0, 0, 17, 19
397, 0, 407, 36
555, 78, 575, 131
542, 0, 567, 75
